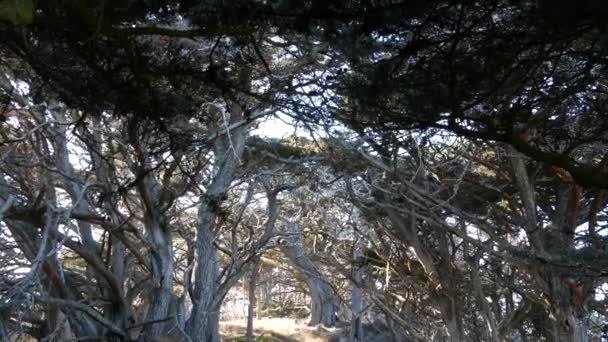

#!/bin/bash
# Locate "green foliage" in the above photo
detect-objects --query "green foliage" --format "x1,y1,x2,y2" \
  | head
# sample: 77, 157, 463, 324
0, 0, 33, 24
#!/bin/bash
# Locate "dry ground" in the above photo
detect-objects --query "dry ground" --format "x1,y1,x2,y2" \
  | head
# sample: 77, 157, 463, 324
220, 318, 345, 342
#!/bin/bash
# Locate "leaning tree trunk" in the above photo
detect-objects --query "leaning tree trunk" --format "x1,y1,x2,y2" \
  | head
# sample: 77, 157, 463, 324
280, 222, 337, 326
186, 96, 250, 341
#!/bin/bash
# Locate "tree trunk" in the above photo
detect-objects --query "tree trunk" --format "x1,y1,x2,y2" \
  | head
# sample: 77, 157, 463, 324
279, 223, 337, 327
142, 226, 174, 338
0, 318, 8, 342
350, 244, 364, 342
548, 281, 589, 342
552, 314, 589, 342
438, 296, 464, 342
256, 283, 264, 319
138, 166, 175, 339
308, 278, 337, 326
106, 238, 127, 338
186, 92, 249, 341
246, 260, 260, 341
350, 270, 364, 341
186, 219, 221, 342
573, 317, 589, 342
444, 317, 464, 342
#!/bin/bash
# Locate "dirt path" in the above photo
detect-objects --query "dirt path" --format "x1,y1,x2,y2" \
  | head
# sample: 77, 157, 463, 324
220, 318, 344, 342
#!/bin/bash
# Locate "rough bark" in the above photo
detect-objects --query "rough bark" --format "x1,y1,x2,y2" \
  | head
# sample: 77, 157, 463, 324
186, 97, 249, 342
133, 146, 176, 339
187, 219, 221, 342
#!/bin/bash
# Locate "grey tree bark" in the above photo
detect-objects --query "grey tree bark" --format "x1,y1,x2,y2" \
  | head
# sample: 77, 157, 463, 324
0, 183, 101, 338
350, 243, 364, 342
50, 111, 130, 338
186, 97, 250, 342
280, 222, 337, 326
246, 260, 260, 341
117, 138, 177, 340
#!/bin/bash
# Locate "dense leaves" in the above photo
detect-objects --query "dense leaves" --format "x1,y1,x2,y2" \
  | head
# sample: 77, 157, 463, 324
1, 1, 608, 341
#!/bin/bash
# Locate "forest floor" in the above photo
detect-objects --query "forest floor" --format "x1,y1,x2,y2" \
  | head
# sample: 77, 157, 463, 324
220, 318, 345, 342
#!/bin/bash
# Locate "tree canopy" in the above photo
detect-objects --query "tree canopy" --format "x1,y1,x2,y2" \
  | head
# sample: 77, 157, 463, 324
1, 1, 608, 341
